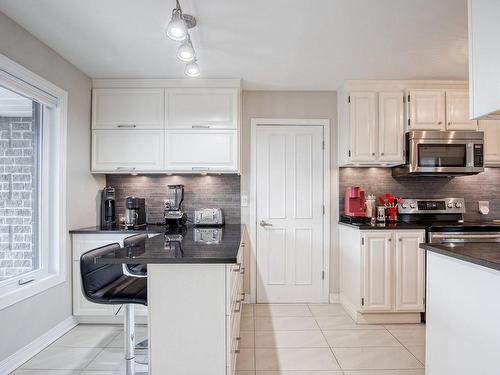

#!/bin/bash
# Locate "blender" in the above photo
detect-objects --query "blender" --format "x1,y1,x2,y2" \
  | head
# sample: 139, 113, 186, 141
164, 184, 188, 228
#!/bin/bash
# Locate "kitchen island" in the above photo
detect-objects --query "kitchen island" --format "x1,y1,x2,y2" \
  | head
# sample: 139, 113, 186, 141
93, 224, 247, 375
420, 242, 500, 375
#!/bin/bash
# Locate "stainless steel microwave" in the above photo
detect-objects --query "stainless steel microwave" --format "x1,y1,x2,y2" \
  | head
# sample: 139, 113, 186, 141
392, 131, 484, 177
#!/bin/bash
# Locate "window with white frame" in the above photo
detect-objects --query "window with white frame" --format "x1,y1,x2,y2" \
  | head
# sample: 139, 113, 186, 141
0, 54, 67, 310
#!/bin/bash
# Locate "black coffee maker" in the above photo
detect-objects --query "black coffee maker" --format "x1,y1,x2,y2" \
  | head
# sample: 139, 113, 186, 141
100, 187, 116, 228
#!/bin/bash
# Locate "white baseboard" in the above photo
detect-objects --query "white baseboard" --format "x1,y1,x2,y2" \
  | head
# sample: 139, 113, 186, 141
329, 293, 339, 303
0, 316, 77, 374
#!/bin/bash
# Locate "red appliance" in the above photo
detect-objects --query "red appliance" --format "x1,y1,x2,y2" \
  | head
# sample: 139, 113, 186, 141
344, 186, 366, 217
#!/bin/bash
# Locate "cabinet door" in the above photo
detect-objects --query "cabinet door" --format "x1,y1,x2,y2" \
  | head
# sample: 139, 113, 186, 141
92, 89, 164, 129
394, 231, 425, 312
349, 92, 377, 162
478, 120, 500, 165
166, 88, 238, 129
408, 90, 446, 130
165, 130, 238, 172
92, 129, 164, 173
361, 232, 393, 312
445, 90, 478, 130
378, 92, 405, 163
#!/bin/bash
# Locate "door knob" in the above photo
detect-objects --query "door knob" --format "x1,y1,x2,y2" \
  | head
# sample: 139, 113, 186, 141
260, 220, 272, 227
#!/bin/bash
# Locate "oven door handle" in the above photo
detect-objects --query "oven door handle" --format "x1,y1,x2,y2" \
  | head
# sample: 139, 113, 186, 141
431, 234, 500, 239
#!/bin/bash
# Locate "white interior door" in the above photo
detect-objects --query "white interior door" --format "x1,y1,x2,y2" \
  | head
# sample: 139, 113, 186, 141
256, 126, 324, 303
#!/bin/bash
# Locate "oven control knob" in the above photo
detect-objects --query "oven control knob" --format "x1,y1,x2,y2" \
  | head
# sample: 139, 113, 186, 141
447, 203, 453, 208
401, 203, 408, 209
455, 202, 463, 208
410, 202, 416, 209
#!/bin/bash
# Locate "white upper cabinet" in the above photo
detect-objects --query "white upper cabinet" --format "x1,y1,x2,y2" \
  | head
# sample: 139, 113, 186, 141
478, 120, 500, 165
92, 88, 164, 129
378, 92, 405, 163
166, 88, 238, 129
164, 130, 238, 172
408, 90, 446, 130
349, 92, 377, 162
468, 0, 500, 119
445, 90, 478, 130
92, 129, 164, 172
394, 231, 425, 312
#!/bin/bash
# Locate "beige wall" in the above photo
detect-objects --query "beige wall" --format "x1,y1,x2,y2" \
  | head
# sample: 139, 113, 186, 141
0, 11, 104, 361
241, 91, 339, 295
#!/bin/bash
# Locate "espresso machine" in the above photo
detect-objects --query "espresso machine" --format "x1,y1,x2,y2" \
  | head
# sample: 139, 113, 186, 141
164, 185, 188, 228
344, 186, 366, 217
124, 196, 147, 229
100, 187, 116, 228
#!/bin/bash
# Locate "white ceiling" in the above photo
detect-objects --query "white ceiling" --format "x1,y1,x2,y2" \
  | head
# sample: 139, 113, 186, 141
0, 0, 469, 90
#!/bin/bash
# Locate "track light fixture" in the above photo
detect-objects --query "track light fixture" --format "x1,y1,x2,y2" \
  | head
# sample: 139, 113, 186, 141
165, 0, 200, 77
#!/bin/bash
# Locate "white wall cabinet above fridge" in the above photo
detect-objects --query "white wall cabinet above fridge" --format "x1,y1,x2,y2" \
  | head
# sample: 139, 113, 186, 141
90, 80, 241, 174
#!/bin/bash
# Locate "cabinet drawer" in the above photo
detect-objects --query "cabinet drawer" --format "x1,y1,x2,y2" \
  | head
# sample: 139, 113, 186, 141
92, 129, 165, 172
166, 88, 238, 129
92, 88, 164, 130
165, 130, 238, 172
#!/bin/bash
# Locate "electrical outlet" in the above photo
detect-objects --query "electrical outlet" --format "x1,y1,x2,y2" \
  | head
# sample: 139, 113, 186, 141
241, 194, 248, 207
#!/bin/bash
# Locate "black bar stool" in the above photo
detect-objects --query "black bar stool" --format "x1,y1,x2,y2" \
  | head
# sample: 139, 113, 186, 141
80, 243, 147, 375
123, 234, 149, 276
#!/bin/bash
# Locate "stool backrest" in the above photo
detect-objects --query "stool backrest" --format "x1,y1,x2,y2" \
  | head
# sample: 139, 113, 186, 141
124, 234, 148, 248
80, 243, 123, 298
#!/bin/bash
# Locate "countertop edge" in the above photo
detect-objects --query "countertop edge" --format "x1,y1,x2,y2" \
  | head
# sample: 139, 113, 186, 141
339, 221, 427, 230
420, 243, 500, 272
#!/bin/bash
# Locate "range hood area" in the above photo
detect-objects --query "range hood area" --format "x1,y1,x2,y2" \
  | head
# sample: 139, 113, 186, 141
392, 131, 485, 177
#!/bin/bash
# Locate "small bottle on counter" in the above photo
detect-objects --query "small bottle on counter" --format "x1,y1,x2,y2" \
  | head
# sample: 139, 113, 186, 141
365, 195, 376, 224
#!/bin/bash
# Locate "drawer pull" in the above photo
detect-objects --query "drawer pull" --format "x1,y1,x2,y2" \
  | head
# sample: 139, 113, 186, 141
240, 293, 246, 301
116, 167, 136, 171
233, 349, 240, 354
233, 263, 242, 272
234, 300, 242, 313
117, 124, 137, 128
192, 125, 211, 129
240, 267, 245, 275
236, 337, 241, 341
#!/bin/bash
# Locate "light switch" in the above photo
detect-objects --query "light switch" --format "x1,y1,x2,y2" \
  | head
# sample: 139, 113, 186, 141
241, 194, 248, 207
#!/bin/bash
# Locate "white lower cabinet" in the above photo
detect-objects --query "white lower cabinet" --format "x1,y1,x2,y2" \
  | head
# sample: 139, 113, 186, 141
92, 129, 165, 172
71, 233, 157, 322
340, 226, 425, 324
165, 129, 238, 172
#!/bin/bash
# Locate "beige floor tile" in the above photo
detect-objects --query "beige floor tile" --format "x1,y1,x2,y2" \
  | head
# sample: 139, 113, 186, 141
242, 303, 255, 317
240, 330, 255, 348
254, 304, 312, 317
11, 371, 79, 375
255, 330, 328, 348
52, 325, 120, 348
83, 348, 147, 372
241, 315, 255, 331
308, 303, 349, 317
323, 329, 402, 348
316, 315, 385, 330
384, 324, 425, 330
256, 372, 343, 375
387, 328, 426, 346
80, 372, 126, 375
343, 371, 425, 375
236, 348, 255, 371
20, 347, 101, 370
106, 327, 147, 348
255, 348, 340, 371
333, 347, 423, 370
255, 317, 319, 331
407, 345, 425, 364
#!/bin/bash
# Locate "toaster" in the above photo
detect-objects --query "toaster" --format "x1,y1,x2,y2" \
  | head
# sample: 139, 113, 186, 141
194, 208, 224, 226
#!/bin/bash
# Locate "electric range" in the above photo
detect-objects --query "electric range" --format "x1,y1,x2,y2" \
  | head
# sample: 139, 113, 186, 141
398, 198, 500, 243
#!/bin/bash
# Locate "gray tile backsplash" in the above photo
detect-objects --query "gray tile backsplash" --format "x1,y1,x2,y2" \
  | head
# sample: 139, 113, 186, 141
339, 167, 500, 222
106, 174, 241, 224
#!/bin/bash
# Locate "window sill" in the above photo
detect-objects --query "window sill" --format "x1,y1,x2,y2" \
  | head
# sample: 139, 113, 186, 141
0, 272, 67, 311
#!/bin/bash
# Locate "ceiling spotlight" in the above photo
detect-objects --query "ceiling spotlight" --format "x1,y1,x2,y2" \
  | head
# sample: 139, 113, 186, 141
177, 35, 195, 62
185, 60, 200, 77
165, 0, 197, 41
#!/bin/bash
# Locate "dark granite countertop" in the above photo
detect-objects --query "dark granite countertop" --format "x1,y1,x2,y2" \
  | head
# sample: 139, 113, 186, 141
339, 221, 427, 230
420, 243, 500, 272
69, 224, 167, 234
94, 224, 243, 264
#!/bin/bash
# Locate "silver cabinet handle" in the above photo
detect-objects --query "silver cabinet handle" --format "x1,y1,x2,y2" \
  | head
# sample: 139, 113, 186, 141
240, 267, 245, 275
260, 220, 272, 227
234, 300, 242, 313
116, 167, 136, 171
240, 293, 246, 301
191, 125, 211, 129
381, 152, 385, 156
233, 263, 242, 272
438, 121, 443, 125
117, 124, 137, 128
233, 349, 240, 354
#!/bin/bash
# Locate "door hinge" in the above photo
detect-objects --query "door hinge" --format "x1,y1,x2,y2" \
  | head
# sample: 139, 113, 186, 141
348, 95, 351, 103
403, 95, 405, 103
361, 237, 365, 245
348, 150, 351, 157
361, 297, 365, 306
408, 118, 411, 126
322, 271, 325, 280
407, 94, 411, 102
322, 205, 325, 215
322, 141, 325, 150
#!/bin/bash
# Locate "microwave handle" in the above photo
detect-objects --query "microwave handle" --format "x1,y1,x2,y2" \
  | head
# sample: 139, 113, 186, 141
467, 143, 474, 167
